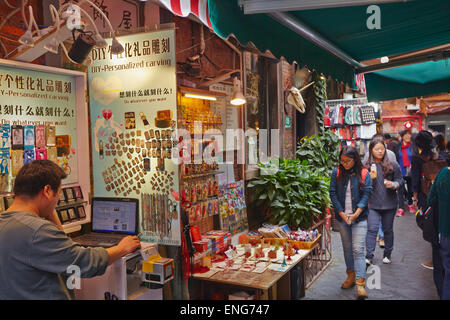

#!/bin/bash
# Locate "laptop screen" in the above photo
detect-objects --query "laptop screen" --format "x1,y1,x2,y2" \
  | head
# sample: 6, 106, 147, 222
91, 198, 138, 234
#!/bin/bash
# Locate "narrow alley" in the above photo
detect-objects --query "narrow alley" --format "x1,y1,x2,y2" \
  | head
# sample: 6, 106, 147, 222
305, 212, 439, 300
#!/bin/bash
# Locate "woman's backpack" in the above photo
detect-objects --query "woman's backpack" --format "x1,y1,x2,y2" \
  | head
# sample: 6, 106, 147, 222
421, 158, 447, 195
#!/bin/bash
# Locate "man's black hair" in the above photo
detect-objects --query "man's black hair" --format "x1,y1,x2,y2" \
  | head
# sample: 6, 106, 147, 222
13, 160, 67, 198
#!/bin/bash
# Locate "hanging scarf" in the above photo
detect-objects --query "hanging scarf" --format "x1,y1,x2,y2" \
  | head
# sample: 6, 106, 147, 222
401, 142, 411, 168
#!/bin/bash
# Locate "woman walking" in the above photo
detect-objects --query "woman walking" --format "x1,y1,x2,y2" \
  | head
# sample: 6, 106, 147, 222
364, 138, 403, 265
330, 146, 372, 299
397, 129, 414, 216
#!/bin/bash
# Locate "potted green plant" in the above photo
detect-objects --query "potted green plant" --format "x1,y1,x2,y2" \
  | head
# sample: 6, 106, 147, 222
248, 158, 330, 230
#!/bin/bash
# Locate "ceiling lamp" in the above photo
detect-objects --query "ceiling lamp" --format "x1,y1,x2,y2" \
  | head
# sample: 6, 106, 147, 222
111, 37, 125, 55
230, 73, 246, 106
184, 93, 217, 101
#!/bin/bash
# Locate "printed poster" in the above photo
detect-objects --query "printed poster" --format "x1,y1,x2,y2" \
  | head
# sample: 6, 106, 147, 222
88, 29, 180, 246
0, 63, 78, 189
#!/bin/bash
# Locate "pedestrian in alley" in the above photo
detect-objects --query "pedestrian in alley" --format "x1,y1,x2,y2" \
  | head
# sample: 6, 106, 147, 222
435, 133, 450, 165
427, 166, 450, 300
397, 129, 415, 217
330, 146, 372, 299
412, 130, 447, 282
364, 138, 403, 265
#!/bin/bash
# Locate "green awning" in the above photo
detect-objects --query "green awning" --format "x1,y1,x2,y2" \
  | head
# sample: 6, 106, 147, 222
365, 60, 450, 101
208, 0, 450, 98
208, 0, 357, 85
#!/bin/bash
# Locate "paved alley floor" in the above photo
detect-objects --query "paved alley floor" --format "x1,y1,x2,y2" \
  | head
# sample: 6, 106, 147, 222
304, 211, 440, 300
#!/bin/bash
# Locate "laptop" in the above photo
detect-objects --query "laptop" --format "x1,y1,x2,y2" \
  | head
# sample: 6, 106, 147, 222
73, 197, 139, 248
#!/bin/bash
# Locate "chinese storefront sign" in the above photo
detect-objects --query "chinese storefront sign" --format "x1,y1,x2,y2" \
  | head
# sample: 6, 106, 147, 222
88, 29, 180, 246
0, 64, 78, 190
59, 0, 140, 33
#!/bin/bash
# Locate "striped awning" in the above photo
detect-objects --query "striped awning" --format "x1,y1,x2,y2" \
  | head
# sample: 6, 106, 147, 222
159, 0, 212, 29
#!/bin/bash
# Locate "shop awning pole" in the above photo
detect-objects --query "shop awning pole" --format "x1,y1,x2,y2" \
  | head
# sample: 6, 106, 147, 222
357, 49, 450, 74
267, 11, 363, 70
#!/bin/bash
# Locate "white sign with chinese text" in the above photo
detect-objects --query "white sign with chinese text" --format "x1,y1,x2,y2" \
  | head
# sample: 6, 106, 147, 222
88, 29, 180, 246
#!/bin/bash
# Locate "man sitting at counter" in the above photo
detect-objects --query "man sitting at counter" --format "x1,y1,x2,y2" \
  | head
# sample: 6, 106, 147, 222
0, 160, 141, 300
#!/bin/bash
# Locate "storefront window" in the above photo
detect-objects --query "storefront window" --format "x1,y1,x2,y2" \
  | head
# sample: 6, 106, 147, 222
244, 52, 279, 178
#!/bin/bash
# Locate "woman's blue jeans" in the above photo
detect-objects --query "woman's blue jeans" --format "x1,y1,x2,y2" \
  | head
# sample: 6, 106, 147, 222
337, 219, 367, 280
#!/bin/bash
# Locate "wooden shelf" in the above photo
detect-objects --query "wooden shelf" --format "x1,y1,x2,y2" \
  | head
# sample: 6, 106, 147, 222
56, 200, 87, 210
182, 171, 224, 180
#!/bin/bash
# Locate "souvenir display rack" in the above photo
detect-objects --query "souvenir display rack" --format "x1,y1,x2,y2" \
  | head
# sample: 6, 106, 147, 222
178, 88, 226, 235
324, 98, 378, 155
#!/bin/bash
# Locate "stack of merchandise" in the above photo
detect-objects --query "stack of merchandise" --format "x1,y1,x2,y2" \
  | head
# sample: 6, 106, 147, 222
219, 181, 248, 234
204, 230, 232, 254
325, 102, 378, 154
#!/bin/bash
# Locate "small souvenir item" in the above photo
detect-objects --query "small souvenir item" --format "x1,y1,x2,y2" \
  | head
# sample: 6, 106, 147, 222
35, 148, 47, 160
46, 125, 56, 146
59, 209, 70, 223
360, 105, 376, 124
0, 149, 10, 174
23, 149, 35, 165
64, 187, 75, 202
155, 110, 172, 128
1, 124, 11, 148
125, 112, 136, 129
11, 150, 23, 174
11, 125, 24, 150
139, 112, 151, 130
143, 158, 151, 171
73, 186, 83, 200
23, 125, 35, 147
76, 206, 86, 219
67, 207, 77, 220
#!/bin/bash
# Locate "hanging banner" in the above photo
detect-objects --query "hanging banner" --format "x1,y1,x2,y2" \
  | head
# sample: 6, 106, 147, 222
0, 63, 78, 191
88, 29, 180, 246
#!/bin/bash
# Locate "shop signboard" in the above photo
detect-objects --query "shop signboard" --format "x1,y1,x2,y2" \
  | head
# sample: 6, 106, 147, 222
0, 61, 79, 189
88, 28, 180, 246
59, 0, 141, 34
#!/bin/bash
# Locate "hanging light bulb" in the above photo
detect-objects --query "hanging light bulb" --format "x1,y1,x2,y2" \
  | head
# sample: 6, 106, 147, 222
111, 37, 124, 55
94, 33, 107, 48
44, 38, 60, 54
230, 75, 246, 106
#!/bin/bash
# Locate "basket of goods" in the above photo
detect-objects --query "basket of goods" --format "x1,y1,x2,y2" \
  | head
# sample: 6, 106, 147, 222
257, 224, 289, 246
288, 229, 320, 250
247, 231, 263, 245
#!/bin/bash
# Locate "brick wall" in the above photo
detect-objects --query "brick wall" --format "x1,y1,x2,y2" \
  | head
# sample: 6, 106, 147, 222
381, 98, 424, 133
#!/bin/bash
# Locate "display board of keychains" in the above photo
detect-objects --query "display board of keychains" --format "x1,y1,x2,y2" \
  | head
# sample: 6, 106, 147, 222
88, 28, 181, 246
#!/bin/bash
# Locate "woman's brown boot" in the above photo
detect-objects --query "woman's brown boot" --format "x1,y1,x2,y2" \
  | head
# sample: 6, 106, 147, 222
341, 270, 356, 289
356, 278, 368, 299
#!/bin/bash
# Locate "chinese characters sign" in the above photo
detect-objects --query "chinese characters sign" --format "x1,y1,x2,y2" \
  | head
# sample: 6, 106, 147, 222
0, 64, 78, 188
88, 29, 179, 246
60, 0, 140, 33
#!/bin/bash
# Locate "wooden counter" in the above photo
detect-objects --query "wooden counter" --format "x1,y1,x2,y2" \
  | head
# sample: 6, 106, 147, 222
192, 248, 314, 300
